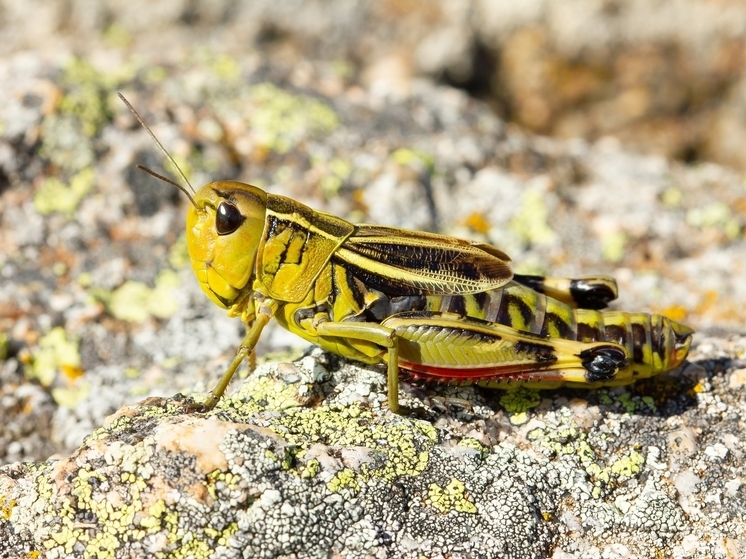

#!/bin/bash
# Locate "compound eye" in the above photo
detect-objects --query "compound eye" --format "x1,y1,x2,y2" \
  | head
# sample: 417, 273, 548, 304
215, 201, 246, 235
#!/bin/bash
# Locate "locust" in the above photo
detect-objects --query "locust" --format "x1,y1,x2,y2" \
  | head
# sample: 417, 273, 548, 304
120, 94, 693, 414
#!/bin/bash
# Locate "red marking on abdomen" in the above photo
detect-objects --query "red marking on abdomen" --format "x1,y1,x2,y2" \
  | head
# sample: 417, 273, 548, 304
398, 360, 566, 383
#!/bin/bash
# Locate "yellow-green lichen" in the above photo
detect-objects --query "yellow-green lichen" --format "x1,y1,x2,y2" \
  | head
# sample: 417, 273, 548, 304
529, 415, 647, 494
511, 257, 548, 277
427, 478, 477, 514
162, 537, 212, 559
99, 403, 183, 439
107, 269, 180, 322
51, 383, 90, 409
597, 390, 614, 406
190, 47, 240, 82
45, 462, 149, 556
230, 375, 307, 414
141, 65, 168, 85
33, 168, 95, 216
209, 53, 241, 82
247, 83, 339, 154
1, 497, 15, 520
139, 501, 165, 529
300, 459, 320, 479
600, 230, 627, 263
59, 58, 132, 138
661, 187, 683, 207
28, 327, 82, 388
102, 22, 132, 49
277, 403, 434, 488
327, 468, 359, 492
529, 423, 580, 457
687, 201, 741, 239
216, 522, 239, 546
0, 332, 7, 361
77, 272, 93, 287
30, 424, 241, 559
230, 377, 437, 489
392, 148, 435, 173
509, 188, 556, 247
37, 58, 132, 175
499, 386, 542, 425
265, 447, 296, 471
609, 450, 644, 477
271, 165, 294, 186
616, 392, 657, 414
313, 156, 352, 198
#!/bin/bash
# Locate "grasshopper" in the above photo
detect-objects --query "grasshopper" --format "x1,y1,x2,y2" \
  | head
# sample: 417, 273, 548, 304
120, 94, 693, 413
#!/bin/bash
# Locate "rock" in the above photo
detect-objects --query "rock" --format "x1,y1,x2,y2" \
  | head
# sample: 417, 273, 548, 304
1, 335, 743, 558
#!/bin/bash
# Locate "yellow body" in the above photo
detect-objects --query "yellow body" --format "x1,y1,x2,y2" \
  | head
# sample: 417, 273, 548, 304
182, 180, 693, 412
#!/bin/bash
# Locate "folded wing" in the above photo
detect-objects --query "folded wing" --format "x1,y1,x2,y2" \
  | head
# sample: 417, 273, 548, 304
334, 225, 512, 295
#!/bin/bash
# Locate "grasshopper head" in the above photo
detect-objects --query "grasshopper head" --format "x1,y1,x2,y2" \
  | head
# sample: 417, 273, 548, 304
115, 96, 268, 312
186, 181, 268, 310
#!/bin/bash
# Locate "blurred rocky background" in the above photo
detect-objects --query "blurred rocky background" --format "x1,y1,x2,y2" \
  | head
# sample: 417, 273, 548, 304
5, 0, 746, 168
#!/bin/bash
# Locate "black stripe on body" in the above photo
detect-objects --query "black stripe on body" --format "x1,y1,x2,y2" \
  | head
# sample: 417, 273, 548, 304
603, 324, 626, 346
512, 274, 618, 310
540, 312, 575, 340
340, 258, 429, 296
266, 214, 282, 238
513, 275, 546, 294
348, 237, 509, 285
362, 293, 427, 322
264, 215, 311, 267
327, 261, 338, 307
213, 188, 265, 207
576, 321, 602, 343
515, 341, 557, 365
472, 291, 490, 312
446, 296, 467, 316
650, 315, 666, 363
631, 322, 647, 364
339, 262, 366, 310
328, 260, 370, 322
496, 292, 534, 330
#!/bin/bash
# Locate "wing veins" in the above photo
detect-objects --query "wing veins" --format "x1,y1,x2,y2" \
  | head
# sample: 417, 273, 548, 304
338, 226, 512, 295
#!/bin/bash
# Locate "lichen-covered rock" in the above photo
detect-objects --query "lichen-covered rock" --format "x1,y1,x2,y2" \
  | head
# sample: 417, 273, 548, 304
2, 335, 746, 558
0, 358, 549, 558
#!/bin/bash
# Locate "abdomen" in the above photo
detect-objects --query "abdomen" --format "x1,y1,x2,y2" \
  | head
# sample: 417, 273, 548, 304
384, 282, 693, 386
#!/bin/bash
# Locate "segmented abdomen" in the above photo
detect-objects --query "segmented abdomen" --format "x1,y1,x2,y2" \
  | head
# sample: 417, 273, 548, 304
418, 282, 687, 375
330, 265, 691, 378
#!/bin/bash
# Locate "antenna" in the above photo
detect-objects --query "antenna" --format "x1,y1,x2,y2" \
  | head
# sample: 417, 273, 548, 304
136, 164, 197, 207
117, 92, 197, 206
